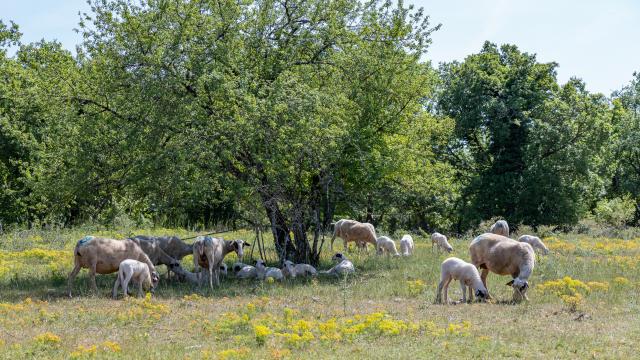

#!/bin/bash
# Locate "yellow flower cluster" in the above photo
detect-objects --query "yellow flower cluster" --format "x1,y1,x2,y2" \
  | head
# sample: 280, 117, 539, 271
33, 332, 61, 346
69, 341, 121, 359
406, 279, 426, 296
117, 293, 169, 322
0, 248, 71, 280
613, 277, 631, 286
537, 276, 611, 311
216, 347, 250, 360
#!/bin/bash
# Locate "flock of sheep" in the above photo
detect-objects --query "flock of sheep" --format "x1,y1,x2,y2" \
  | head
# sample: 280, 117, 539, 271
66, 219, 549, 304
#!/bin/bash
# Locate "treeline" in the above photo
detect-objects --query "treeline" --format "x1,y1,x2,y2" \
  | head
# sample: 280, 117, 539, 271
1, 1, 639, 262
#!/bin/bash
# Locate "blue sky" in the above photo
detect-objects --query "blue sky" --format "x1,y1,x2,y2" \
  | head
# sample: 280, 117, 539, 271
1, 0, 638, 94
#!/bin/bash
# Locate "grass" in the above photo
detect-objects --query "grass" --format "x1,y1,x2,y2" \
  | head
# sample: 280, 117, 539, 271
1, 227, 639, 359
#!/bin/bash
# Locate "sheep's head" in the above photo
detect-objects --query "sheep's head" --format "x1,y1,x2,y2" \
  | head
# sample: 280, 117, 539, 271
233, 263, 245, 273
475, 289, 488, 302
150, 271, 160, 292
446, 245, 453, 253
219, 263, 228, 276
332, 253, 345, 262
232, 240, 250, 260
506, 278, 529, 299
255, 259, 267, 270
283, 260, 296, 277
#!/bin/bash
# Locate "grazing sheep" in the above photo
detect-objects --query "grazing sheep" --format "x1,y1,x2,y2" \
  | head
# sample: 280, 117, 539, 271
431, 232, 453, 253
320, 253, 355, 276
469, 233, 535, 302
112, 259, 159, 299
132, 235, 193, 279
376, 236, 400, 256
129, 236, 180, 268
67, 236, 159, 297
255, 259, 284, 281
193, 236, 250, 289
283, 260, 318, 278
330, 219, 377, 251
400, 235, 414, 256
436, 257, 488, 304
518, 235, 549, 255
489, 220, 509, 237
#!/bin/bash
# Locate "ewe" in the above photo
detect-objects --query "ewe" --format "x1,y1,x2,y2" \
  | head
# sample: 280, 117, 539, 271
193, 236, 249, 289
330, 219, 377, 251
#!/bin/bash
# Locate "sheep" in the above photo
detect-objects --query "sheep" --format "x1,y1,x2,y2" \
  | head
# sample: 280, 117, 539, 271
431, 232, 453, 253
400, 234, 414, 256
232, 262, 251, 273
129, 236, 180, 268
132, 235, 193, 279
236, 265, 258, 279
112, 259, 159, 299
376, 236, 400, 256
67, 236, 159, 297
193, 236, 250, 289
489, 220, 509, 237
319, 253, 355, 276
330, 219, 377, 251
436, 257, 488, 304
283, 260, 318, 278
469, 233, 535, 302
219, 263, 228, 277
518, 235, 549, 255
255, 259, 284, 281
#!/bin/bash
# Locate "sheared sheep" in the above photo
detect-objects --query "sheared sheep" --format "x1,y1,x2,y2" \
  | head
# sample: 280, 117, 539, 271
400, 234, 414, 256
129, 236, 179, 268
469, 233, 535, 302
112, 259, 159, 299
436, 257, 488, 304
132, 235, 193, 280
489, 220, 509, 237
193, 236, 249, 289
431, 232, 453, 253
283, 260, 318, 278
67, 236, 159, 297
330, 219, 377, 251
376, 236, 400, 256
255, 259, 284, 281
518, 235, 549, 255
320, 253, 355, 276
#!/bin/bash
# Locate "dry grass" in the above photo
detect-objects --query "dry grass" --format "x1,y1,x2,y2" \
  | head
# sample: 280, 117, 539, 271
1, 228, 639, 359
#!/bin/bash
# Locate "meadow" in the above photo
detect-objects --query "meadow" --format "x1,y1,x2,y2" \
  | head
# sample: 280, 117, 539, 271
1, 227, 639, 359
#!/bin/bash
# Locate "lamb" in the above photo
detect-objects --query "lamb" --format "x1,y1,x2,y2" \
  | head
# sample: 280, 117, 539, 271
489, 220, 509, 237
232, 262, 251, 273
330, 219, 377, 251
376, 236, 400, 256
469, 233, 535, 302
436, 257, 488, 304
518, 235, 549, 255
112, 259, 159, 299
219, 263, 228, 277
67, 236, 159, 297
400, 234, 414, 256
193, 236, 249, 289
319, 253, 355, 276
255, 259, 284, 281
236, 264, 258, 279
431, 232, 453, 253
283, 260, 318, 278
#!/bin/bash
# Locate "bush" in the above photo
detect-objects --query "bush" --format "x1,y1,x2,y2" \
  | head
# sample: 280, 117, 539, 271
593, 196, 636, 228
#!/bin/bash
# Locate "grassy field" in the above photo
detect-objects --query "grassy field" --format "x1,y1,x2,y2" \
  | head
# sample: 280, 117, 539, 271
1, 227, 639, 359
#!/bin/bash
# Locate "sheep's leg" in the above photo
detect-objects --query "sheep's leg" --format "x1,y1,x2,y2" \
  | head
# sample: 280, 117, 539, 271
67, 263, 81, 298
208, 265, 214, 290
112, 274, 121, 299
468, 286, 474, 302
480, 269, 492, 299
442, 278, 451, 304
138, 279, 144, 297
89, 262, 98, 294
436, 280, 445, 303
460, 282, 467, 303
214, 267, 220, 287
122, 272, 133, 297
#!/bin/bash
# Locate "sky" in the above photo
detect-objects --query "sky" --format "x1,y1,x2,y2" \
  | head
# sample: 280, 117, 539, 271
1, 0, 639, 95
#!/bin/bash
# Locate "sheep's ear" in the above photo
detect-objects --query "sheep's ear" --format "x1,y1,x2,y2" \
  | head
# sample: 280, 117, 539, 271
505, 280, 514, 286
243, 242, 251, 247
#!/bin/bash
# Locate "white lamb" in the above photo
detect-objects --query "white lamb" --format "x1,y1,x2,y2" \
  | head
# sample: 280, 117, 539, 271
112, 259, 159, 299
400, 234, 414, 256
256, 259, 284, 281
431, 232, 453, 253
283, 260, 317, 278
320, 253, 355, 276
436, 257, 488, 304
518, 235, 549, 255
376, 236, 400, 256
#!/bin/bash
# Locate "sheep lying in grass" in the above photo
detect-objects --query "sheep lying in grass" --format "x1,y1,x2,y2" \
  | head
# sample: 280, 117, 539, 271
331, 219, 377, 251
436, 257, 488, 304
112, 259, 159, 299
469, 233, 535, 302
518, 235, 549, 255
320, 253, 355, 276
219, 263, 228, 277
256, 259, 284, 281
489, 220, 509, 237
376, 236, 400, 256
431, 232, 453, 253
68, 236, 159, 297
283, 260, 317, 278
400, 235, 414, 256
193, 236, 249, 289
236, 264, 258, 279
